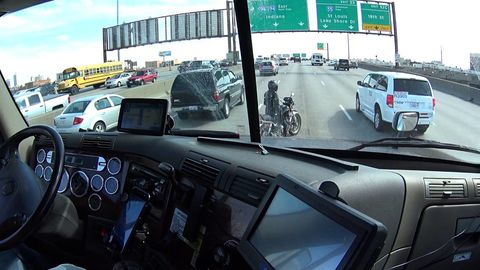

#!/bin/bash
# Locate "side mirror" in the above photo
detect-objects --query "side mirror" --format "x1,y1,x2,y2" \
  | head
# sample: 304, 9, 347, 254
357, 81, 363, 86
392, 112, 419, 132
237, 75, 243, 80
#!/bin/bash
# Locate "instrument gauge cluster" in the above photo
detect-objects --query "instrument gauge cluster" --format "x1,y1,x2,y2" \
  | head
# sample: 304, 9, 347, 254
33, 148, 124, 214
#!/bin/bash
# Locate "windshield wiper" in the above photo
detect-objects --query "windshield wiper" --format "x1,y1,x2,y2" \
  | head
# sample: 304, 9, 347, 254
350, 137, 480, 155
170, 129, 239, 139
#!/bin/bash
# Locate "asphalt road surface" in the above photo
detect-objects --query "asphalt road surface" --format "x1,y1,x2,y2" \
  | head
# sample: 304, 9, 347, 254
27, 62, 480, 152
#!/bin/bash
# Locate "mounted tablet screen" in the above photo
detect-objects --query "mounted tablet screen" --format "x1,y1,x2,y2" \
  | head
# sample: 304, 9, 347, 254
238, 174, 387, 270
117, 99, 168, 135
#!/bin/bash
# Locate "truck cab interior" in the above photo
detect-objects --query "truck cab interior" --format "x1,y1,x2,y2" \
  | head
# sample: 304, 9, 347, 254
1, 1, 480, 270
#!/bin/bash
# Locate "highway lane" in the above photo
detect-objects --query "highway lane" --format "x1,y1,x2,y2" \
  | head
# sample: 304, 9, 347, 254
26, 62, 480, 152
255, 62, 480, 150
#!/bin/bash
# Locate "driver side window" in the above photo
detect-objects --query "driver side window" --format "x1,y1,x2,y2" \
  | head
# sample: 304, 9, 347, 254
363, 75, 371, 87
369, 74, 380, 88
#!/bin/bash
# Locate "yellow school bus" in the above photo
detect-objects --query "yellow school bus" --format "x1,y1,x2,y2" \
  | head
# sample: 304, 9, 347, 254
57, 61, 123, 95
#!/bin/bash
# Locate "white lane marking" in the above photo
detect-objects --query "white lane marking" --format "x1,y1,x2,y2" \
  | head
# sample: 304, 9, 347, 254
321, 81, 325, 86
339, 104, 353, 121
258, 104, 263, 111
277, 80, 281, 84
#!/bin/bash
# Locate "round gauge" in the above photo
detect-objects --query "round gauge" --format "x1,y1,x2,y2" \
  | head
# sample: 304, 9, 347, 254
46, 150, 54, 164
90, 175, 104, 192
107, 157, 122, 175
70, 171, 89, 197
44, 166, 53, 182
36, 149, 46, 163
34, 165, 44, 178
104, 177, 119, 195
58, 171, 69, 193
88, 194, 102, 211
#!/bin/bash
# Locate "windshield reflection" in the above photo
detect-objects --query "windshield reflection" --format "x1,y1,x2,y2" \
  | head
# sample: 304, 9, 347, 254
0, 0, 479, 164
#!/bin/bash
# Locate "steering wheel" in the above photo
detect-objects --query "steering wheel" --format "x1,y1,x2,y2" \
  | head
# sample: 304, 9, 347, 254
0, 125, 64, 251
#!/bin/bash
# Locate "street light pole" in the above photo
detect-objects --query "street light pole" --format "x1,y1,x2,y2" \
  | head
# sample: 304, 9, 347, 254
117, 0, 120, 62
326, 43, 329, 60
392, 2, 399, 68
347, 33, 350, 61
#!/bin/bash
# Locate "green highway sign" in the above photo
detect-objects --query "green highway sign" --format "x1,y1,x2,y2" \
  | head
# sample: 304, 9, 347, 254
361, 3, 391, 32
301, 53, 307, 57
316, 0, 358, 32
317, 43, 324, 50
248, 0, 309, 32
293, 53, 301, 57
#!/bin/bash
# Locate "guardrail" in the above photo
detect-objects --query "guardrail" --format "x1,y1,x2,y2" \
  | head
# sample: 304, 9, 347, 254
359, 63, 480, 106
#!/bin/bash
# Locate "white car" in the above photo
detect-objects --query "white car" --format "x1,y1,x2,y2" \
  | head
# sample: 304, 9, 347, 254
327, 59, 337, 66
355, 72, 436, 133
54, 94, 123, 132
105, 72, 132, 88
279, 57, 288, 66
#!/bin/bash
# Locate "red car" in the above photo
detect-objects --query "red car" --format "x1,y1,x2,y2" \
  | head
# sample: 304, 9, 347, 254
127, 68, 157, 87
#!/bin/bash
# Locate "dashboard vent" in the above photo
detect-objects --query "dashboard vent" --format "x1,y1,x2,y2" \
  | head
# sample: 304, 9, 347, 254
81, 135, 115, 150
226, 167, 274, 206
424, 178, 467, 199
35, 134, 67, 146
182, 158, 219, 187
473, 179, 480, 197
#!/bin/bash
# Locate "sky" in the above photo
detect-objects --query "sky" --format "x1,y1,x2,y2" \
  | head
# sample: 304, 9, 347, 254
0, 0, 479, 86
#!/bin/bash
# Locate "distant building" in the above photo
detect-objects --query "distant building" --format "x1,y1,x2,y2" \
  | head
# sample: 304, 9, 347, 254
56, 73, 64, 82
471, 53, 480, 72
145, 60, 161, 68
24, 78, 51, 89
13, 74, 17, 87
6, 79, 11, 87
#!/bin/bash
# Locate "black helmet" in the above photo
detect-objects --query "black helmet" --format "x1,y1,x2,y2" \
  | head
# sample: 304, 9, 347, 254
268, 80, 278, 91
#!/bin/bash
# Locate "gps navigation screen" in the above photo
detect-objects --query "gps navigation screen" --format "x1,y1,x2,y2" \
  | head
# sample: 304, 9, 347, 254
118, 99, 168, 135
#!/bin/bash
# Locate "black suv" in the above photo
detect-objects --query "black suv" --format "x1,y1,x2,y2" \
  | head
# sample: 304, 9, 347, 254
334, 59, 350, 71
177, 61, 191, 73
171, 68, 245, 120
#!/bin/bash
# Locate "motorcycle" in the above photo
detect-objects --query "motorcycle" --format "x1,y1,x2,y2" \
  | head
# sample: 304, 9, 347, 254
260, 92, 302, 137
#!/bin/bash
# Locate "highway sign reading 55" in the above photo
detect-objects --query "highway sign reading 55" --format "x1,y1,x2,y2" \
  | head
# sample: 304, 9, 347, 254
248, 0, 309, 32
316, 0, 358, 32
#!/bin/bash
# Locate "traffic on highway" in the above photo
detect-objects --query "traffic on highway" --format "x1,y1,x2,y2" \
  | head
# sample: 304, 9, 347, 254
1, 0, 480, 269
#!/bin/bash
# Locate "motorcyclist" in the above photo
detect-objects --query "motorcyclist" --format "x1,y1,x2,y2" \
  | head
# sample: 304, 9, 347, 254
264, 80, 281, 128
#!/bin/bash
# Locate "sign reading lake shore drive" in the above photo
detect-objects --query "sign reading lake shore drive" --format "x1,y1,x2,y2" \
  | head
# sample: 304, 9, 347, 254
316, 0, 358, 32
361, 3, 391, 32
248, 0, 309, 32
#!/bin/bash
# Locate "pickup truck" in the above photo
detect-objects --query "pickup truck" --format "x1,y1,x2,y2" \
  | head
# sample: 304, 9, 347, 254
15, 92, 70, 119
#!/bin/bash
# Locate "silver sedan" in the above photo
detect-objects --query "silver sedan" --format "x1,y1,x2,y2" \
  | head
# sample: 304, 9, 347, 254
105, 72, 132, 88
54, 94, 123, 132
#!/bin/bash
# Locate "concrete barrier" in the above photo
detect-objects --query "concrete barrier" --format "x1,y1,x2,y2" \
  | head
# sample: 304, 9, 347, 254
359, 63, 480, 105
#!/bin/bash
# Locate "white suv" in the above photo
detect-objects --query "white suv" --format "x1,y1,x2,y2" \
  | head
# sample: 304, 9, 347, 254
355, 72, 436, 133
